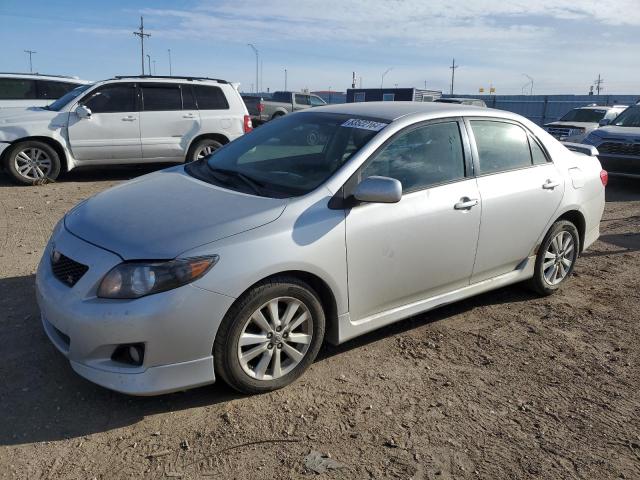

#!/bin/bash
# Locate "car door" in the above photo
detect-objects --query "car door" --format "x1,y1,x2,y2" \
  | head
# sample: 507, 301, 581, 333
294, 94, 311, 111
193, 84, 234, 143
467, 118, 564, 283
139, 82, 200, 162
67, 82, 141, 162
345, 119, 481, 321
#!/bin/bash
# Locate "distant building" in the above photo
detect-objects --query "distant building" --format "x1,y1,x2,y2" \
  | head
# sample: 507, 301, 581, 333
311, 90, 346, 104
346, 88, 442, 103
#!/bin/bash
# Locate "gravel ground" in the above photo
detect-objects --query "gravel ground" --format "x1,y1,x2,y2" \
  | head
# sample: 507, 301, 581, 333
0, 168, 638, 479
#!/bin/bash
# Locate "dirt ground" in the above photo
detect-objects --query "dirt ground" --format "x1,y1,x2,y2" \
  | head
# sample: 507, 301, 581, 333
0, 167, 638, 480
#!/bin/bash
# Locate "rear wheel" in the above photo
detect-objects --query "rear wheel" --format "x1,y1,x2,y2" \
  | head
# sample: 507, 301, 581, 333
186, 138, 223, 163
529, 220, 579, 296
4, 140, 61, 185
214, 277, 325, 394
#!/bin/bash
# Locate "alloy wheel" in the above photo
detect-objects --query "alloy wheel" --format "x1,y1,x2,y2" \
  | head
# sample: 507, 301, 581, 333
237, 297, 313, 380
543, 230, 575, 285
14, 148, 52, 180
195, 145, 216, 161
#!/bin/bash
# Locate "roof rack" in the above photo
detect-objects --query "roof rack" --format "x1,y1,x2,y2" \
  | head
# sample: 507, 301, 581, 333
0, 72, 82, 80
113, 75, 228, 84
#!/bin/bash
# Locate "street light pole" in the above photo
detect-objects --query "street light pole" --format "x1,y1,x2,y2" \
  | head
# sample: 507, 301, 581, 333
168, 49, 172, 76
380, 67, 392, 88
522, 73, 534, 95
146, 54, 151, 76
24, 50, 36, 73
247, 44, 259, 94
284, 68, 287, 91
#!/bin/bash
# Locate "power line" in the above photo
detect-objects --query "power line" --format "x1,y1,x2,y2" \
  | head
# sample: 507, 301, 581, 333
24, 50, 36, 73
133, 16, 151, 75
449, 58, 459, 95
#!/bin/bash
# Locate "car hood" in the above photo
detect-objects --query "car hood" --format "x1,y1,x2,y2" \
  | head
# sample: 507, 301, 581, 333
0, 107, 66, 141
64, 167, 288, 260
545, 121, 595, 128
593, 125, 640, 139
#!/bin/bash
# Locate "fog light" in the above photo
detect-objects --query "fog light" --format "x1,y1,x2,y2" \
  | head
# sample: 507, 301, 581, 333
111, 343, 145, 366
128, 345, 142, 364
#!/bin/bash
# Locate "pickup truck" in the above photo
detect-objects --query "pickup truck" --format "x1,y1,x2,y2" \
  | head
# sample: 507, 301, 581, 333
242, 91, 326, 125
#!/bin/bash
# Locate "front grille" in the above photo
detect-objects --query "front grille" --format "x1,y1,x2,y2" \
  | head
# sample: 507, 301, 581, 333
51, 252, 89, 287
597, 141, 640, 157
547, 127, 572, 137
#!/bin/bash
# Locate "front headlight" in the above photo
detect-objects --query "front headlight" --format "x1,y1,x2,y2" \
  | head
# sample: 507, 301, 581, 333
97, 256, 219, 299
583, 132, 601, 145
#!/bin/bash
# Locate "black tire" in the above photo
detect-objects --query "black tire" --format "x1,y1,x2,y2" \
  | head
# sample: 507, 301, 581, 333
528, 220, 579, 296
186, 138, 223, 163
214, 276, 326, 394
4, 140, 61, 185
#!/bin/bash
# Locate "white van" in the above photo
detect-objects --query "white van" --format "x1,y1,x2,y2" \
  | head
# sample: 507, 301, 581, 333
0, 76, 251, 184
0, 73, 90, 109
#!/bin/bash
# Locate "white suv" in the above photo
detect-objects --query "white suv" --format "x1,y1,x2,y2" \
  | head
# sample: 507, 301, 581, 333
0, 76, 251, 184
0, 73, 90, 109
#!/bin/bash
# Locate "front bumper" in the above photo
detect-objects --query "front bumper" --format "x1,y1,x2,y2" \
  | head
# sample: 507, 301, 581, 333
35, 225, 236, 395
0, 142, 10, 159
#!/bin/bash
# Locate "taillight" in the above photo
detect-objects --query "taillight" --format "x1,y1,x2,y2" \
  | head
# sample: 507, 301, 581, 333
600, 169, 608, 187
243, 115, 253, 133
257, 102, 264, 113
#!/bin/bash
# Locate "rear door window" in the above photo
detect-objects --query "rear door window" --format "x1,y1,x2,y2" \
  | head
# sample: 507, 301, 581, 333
295, 94, 310, 105
361, 121, 466, 192
36, 80, 80, 100
0, 78, 36, 100
81, 83, 136, 113
141, 83, 182, 111
470, 120, 532, 175
193, 85, 229, 110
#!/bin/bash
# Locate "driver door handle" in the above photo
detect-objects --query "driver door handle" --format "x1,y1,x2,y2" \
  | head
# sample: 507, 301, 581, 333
454, 197, 479, 210
122, 115, 137, 122
542, 179, 560, 189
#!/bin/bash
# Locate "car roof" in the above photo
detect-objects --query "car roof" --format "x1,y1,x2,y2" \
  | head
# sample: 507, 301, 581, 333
311, 101, 492, 121
576, 105, 627, 110
106, 76, 229, 85
0, 72, 90, 83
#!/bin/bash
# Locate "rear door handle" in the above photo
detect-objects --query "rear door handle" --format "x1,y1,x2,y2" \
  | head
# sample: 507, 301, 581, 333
183, 113, 196, 119
122, 116, 136, 121
542, 179, 560, 189
454, 197, 479, 210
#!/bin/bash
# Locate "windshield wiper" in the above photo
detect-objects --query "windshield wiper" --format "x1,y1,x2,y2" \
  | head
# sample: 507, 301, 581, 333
207, 166, 266, 196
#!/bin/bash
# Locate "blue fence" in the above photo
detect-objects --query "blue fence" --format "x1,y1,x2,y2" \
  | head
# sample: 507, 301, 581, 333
441, 94, 640, 125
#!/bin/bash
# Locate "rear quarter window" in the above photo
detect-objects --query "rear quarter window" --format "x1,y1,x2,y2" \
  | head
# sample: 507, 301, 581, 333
193, 85, 229, 110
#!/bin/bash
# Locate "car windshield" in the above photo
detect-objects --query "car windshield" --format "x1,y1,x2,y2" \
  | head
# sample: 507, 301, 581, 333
186, 112, 388, 198
45, 83, 93, 111
611, 106, 640, 127
559, 108, 607, 123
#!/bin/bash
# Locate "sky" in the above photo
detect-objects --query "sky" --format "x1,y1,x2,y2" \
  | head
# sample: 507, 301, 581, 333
1, 0, 639, 95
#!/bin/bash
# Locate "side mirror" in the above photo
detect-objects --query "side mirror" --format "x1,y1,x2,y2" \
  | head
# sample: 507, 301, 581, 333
76, 104, 92, 119
353, 176, 402, 204
598, 118, 610, 126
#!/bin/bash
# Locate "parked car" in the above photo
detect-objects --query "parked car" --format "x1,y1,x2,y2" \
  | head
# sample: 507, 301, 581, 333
582, 104, 640, 178
0, 73, 90, 109
434, 97, 487, 107
544, 105, 626, 143
243, 91, 326, 124
36, 102, 605, 395
0, 76, 251, 184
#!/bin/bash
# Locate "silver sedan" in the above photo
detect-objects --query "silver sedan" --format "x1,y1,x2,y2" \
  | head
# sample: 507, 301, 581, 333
36, 102, 606, 395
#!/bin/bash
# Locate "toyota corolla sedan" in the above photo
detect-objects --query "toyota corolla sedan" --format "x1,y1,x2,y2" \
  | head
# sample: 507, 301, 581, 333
36, 102, 606, 395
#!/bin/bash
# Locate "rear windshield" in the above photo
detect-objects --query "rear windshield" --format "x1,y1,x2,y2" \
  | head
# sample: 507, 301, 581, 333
186, 112, 388, 198
560, 108, 607, 123
611, 106, 640, 127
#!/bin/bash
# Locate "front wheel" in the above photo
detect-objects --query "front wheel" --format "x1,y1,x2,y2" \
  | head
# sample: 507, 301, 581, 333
4, 140, 61, 185
214, 277, 325, 394
529, 220, 579, 296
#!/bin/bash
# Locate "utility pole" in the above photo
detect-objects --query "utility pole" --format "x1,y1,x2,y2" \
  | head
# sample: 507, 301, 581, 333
133, 16, 151, 75
522, 73, 534, 95
352, 72, 356, 89
594, 74, 604, 95
260, 60, 263, 94
284, 68, 287, 91
168, 49, 172, 76
380, 67, 392, 88
449, 58, 459, 95
247, 44, 259, 94
24, 50, 36, 73
146, 54, 151, 76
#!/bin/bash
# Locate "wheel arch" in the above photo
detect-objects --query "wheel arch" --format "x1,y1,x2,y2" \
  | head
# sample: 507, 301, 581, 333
555, 209, 586, 253
2, 136, 69, 172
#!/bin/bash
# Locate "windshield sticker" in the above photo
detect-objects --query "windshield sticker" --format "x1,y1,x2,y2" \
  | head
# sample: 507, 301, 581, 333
341, 118, 388, 131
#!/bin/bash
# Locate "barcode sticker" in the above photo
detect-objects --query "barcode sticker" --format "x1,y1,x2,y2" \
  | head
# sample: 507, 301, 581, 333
341, 118, 388, 131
